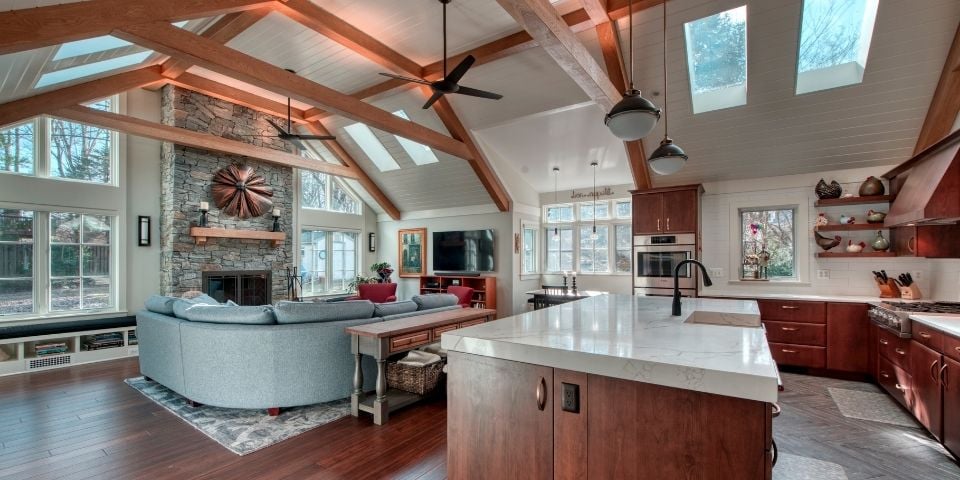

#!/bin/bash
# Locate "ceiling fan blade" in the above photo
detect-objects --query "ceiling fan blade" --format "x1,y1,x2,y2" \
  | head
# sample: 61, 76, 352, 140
378, 72, 432, 85
422, 90, 444, 109
445, 55, 475, 85
294, 135, 337, 141
265, 119, 288, 135
455, 85, 503, 100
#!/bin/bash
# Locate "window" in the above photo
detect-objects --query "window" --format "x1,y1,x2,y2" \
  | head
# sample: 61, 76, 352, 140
796, 0, 879, 94
300, 229, 359, 296
579, 225, 609, 273
300, 171, 328, 210
522, 225, 538, 275
0, 210, 34, 315
53, 35, 133, 61
615, 200, 632, 219
684, 5, 748, 113
49, 213, 112, 312
545, 227, 573, 273
299, 149, 361, 215
331, 181, 360, 215
545, 204, 574, 223
0, 123, 35, 175
0, 97, 117, 185
36, 51, 154, 89
739, 207, 796, 280
579, 201, 610, 221
342, 122, 400, 172
614, 224, 632, 273
392, 110, 439, 166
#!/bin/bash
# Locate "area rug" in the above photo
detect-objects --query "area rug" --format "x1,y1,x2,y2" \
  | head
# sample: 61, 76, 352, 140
125, 376, 350, 455
773, 453, 848, 480
828, 387, 917, 427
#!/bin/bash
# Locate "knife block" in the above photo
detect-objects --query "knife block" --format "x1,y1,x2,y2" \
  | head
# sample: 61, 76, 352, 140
877, 279, 901, 299
899, 284, 922, 300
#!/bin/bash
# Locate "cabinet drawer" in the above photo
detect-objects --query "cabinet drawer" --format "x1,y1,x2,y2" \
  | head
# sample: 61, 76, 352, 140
389, 330, 431, 352
459, 318, 485, 328
878, 328, 912, 371
763, 321, 826, 346
757, 300, 826, 324
433, 323, 460, 338
944, 334, 960, 363
912, 323, 945, 352
878, 356, 912, 409
769, 342, 826, 368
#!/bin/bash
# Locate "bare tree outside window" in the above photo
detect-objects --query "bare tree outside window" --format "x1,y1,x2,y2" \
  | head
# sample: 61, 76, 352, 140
740, 208, 796, 279
798, 0, 875, 73
49, 99, 112, 184
0, 123, 35, 175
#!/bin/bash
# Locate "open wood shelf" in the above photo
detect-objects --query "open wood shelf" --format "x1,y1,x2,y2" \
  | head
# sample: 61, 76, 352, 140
814, 195, 894, 207
816, 251, 897, 258
189, 227, 284, 247
815, 224, 887, 232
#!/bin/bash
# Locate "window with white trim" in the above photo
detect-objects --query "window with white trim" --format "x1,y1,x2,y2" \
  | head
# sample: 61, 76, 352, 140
684, 6, 748, 113
614, 200, 632, 219
300, 229, 360, 296
522, 224, 538, 275
545, 226, 574, 273
614, 224, 632, 273
796, 0, 879, 94
0, 209, 34, 314
739, 207, 796, 280
299, 149, 361, 215
579, 225, 609, 273
543, 201, 631, 274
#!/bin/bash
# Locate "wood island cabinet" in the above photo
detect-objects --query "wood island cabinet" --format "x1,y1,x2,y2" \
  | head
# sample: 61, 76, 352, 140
910, 341, 943, 439
943, 356, 960, 456
631, 185, 701, 235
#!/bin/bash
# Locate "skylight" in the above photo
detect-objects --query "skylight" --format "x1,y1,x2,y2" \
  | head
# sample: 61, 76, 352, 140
683, 5, 748, 114
53, 36, 131, 61
392, 110, 439, 166
342, 123, 400, 172
796, 0, 879, 95
36, 51, 153, 88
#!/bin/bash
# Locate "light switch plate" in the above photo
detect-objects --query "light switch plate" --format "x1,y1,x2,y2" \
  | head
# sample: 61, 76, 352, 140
912, 271, 922, 281
816, 269, 830, 279
709, 268, 724, 278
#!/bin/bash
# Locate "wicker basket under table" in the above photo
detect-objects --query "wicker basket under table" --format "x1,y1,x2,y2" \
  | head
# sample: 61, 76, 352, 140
386, 361, 444, 395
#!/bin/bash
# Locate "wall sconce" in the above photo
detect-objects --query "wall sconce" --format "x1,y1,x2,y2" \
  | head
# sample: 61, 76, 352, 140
138, 216, 151, 247
368, 232, 376, 252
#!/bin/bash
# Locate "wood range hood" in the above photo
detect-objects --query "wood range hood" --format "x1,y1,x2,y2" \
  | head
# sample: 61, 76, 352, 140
883, 129, 960, 227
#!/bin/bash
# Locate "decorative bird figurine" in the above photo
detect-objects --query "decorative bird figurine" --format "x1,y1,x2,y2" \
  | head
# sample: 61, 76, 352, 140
839, 214, 855, 224
845, 240, 866, 253
814, 230, 841, 251
815, 213, 829, 228
866, 210, 887, 224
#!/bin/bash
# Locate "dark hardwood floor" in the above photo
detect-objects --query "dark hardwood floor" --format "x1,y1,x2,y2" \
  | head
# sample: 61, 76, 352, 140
0, 359, 958, 479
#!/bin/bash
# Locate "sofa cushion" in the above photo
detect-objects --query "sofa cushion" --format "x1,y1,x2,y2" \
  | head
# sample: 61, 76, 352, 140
274, 300, 375, 324
380, 305, 462, 322
182, 304, 276, 325
373, 300, 418, 318
172, 294, 221, 319
144, 295, 177, 315
412, 294, 458, 311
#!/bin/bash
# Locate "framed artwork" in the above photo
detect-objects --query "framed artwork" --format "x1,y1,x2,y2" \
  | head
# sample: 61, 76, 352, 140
398, 228, 426, 277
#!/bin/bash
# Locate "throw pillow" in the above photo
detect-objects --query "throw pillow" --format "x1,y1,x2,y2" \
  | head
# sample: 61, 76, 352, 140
274, 300, 375, 324
183, 304, 275, 325
144, 295, 177, 315
172, 294, 220, 319
412, 293, 458, 311
374, 300, 418, 318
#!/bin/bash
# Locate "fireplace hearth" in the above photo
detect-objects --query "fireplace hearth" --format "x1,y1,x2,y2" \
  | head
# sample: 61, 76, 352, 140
202, 270, 272, 306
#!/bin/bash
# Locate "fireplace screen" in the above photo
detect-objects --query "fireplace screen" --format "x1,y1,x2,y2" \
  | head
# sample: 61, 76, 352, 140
202, 271, 271, 306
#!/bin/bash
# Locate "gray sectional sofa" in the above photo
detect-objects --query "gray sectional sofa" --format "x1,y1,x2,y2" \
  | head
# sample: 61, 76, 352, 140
136, 293, 460, 413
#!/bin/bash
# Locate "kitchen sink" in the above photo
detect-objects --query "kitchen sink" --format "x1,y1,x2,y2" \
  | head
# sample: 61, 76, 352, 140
684, 310, 762, 328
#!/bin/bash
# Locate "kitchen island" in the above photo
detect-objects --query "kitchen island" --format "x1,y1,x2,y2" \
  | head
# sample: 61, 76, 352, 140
441, 294, 779, 480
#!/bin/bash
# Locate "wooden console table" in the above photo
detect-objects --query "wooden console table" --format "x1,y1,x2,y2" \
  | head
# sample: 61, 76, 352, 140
345, 307, 497, 425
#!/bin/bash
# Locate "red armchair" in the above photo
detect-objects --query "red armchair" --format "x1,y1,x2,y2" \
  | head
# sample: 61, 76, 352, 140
446, 286, 475, 308
346, 283, 397, 303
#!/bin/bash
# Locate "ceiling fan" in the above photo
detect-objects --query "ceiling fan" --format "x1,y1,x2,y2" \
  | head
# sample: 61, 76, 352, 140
251, 69, 336, 150
378, 0, 502, 109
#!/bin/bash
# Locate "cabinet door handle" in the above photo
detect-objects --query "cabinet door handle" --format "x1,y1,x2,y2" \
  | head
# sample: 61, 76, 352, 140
536, 377, 547, 411
781, 327, 799, 331
941, 364, 949, 388
781, 349, 797, 353
880, 371, 890, 379
908, 236, 917, 253
657, 218, 661, 231
895, 348, 906, 356
931, 360, 941, 383
880, 339, 889, 345
666, 218, 670, 231
780, 305, 799, 310
954, 346, 960, 353
895, 383, 906, 392
919, 331, 932, 339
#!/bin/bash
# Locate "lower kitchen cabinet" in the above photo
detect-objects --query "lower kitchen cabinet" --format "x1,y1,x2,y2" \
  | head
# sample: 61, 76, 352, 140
760, 300, 868, 374
827, 303, 869, 372
943, 356, 960, 456
910, 341, 943, 440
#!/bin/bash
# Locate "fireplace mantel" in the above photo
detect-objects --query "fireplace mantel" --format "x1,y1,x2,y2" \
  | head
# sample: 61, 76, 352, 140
189, 226, 285, 247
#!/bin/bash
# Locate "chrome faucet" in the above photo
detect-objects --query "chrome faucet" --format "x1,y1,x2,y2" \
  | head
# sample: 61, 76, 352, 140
672, 260, 712, 316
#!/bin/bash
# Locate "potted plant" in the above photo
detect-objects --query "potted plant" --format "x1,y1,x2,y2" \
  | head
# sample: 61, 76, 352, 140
347, 275, 376, 293
370, 262, 394, 283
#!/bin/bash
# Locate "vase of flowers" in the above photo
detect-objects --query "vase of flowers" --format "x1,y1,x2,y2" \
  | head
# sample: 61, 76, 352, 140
370, 262, 394, 283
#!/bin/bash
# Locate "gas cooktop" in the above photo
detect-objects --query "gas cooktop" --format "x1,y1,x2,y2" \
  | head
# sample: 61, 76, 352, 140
880, 301, 960, 314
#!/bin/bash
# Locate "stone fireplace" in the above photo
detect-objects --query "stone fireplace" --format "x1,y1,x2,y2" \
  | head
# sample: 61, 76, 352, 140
158, 86, 294, 302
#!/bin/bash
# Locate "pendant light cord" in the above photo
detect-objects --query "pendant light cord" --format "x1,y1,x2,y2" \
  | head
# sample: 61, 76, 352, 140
662, 3, 668, 137
628, 0, 634, 91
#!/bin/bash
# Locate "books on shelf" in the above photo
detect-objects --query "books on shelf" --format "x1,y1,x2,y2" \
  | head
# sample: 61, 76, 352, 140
35, 342, 68, 356
82, 332, 124, 351
127, 330, 138, 346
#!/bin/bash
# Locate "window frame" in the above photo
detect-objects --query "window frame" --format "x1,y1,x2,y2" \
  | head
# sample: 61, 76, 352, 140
542, 201, 633, 276
521, 222, 539, 276
683, 5, 749, 114
795, 0, 880, 95
298, 145, 362, 216
726, 198, 809, 285
544, 225, 574, 274
299, 226, 361, 298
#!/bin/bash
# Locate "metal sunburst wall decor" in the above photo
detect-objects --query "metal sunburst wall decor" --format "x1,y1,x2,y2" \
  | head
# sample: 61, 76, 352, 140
211, 164, 274, 219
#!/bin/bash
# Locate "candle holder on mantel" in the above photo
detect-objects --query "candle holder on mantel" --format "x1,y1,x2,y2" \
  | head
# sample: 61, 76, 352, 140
271, 208, 282, 232
199, 202, 209, 227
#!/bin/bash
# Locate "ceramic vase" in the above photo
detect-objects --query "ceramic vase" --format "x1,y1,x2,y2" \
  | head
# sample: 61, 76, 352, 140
859, 176, 885, 196
871, 230, 890, 252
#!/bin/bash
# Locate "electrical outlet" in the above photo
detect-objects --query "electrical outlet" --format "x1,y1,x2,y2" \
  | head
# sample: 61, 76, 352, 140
912, 271, 922, 281
709, 268, 724, 278
561, 382, 580, 413
816, 269, 830, 280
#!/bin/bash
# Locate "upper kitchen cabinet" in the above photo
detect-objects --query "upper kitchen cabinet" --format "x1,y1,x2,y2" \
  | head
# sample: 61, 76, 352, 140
631, 185, 702, 235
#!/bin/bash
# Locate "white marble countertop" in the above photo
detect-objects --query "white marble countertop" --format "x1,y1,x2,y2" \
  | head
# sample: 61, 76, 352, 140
441, 294, 780, 403
910, 315, 960, 338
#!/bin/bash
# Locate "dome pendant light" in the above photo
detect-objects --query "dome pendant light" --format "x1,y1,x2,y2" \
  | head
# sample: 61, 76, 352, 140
590, 162, 599, 241
648, 3, 688, 176
605, 0, 660, 141
552, 167, 560, 239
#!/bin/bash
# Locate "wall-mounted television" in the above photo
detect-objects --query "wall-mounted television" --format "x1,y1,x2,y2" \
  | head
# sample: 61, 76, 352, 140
433, 229, 495, 273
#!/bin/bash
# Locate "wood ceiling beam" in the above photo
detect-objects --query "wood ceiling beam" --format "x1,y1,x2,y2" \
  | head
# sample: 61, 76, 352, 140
0, 0, 278, 56
162, 8, 274, 79
0, 66, 165, 128
582, 0, 611, 25
275, 0, 422, 77
914, 21, 960, 154
424, 87, 512, 212
495, 0, 621, 111
113, 22, 472, 160
168, 72, 308, 124
54, 104, 359, 179
606, 0, 667, 22
302, 122, 402, 220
